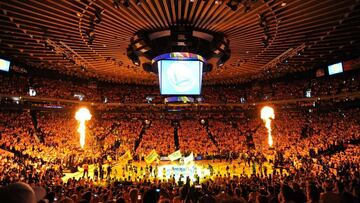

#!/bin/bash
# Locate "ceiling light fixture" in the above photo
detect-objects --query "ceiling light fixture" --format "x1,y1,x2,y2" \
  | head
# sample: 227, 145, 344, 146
226, 0, 241, 11
123, 0, 130, 7
113, 0, 120, 9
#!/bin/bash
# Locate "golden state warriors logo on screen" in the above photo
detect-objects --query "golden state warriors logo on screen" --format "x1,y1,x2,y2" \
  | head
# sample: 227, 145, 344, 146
160, 60, 202, 95
167, 62, 195, 93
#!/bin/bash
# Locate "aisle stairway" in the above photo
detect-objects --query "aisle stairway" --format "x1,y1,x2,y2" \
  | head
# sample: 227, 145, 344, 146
29, 110, 42, 142
174, 124, 180, 150
133, 124, 148, 152
205, 126, 218, 147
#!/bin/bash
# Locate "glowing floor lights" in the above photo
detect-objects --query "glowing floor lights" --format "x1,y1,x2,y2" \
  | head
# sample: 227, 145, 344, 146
75, 107, 92, 149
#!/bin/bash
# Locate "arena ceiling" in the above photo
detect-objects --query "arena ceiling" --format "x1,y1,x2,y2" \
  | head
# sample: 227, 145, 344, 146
0, 0, 359, 84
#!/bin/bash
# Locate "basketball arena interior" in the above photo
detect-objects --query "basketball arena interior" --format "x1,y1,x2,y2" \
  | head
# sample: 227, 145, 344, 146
0, 0, 360, 203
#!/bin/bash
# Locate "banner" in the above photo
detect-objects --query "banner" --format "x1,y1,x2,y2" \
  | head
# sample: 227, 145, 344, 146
160, 156, 170, 161
168, 150, 182, 161
145, 150, 159, 164
183, 152, 194, 165
165, 96, 194, 103
120, 150, 132, 162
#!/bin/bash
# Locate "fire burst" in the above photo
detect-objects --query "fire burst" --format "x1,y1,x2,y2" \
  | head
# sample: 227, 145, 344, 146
261, 106, 275, 147
75, 107, 92, 149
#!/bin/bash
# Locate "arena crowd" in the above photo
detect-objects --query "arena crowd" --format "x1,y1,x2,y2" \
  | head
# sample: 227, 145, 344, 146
0, 70, 360, 203
0, 105, 359, 203
1, 69, 360, 104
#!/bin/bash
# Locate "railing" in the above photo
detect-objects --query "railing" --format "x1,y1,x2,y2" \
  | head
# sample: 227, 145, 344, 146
1, 90, 360, 109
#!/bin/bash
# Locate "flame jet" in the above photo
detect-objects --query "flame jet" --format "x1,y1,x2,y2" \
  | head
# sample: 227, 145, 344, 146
75, 107, 92, 148
261, 106, 275, 147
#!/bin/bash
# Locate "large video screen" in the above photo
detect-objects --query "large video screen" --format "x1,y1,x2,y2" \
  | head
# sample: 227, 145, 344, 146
328, 62, 343, 75
158, 60, 203, 95
0, 59, 10, 72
